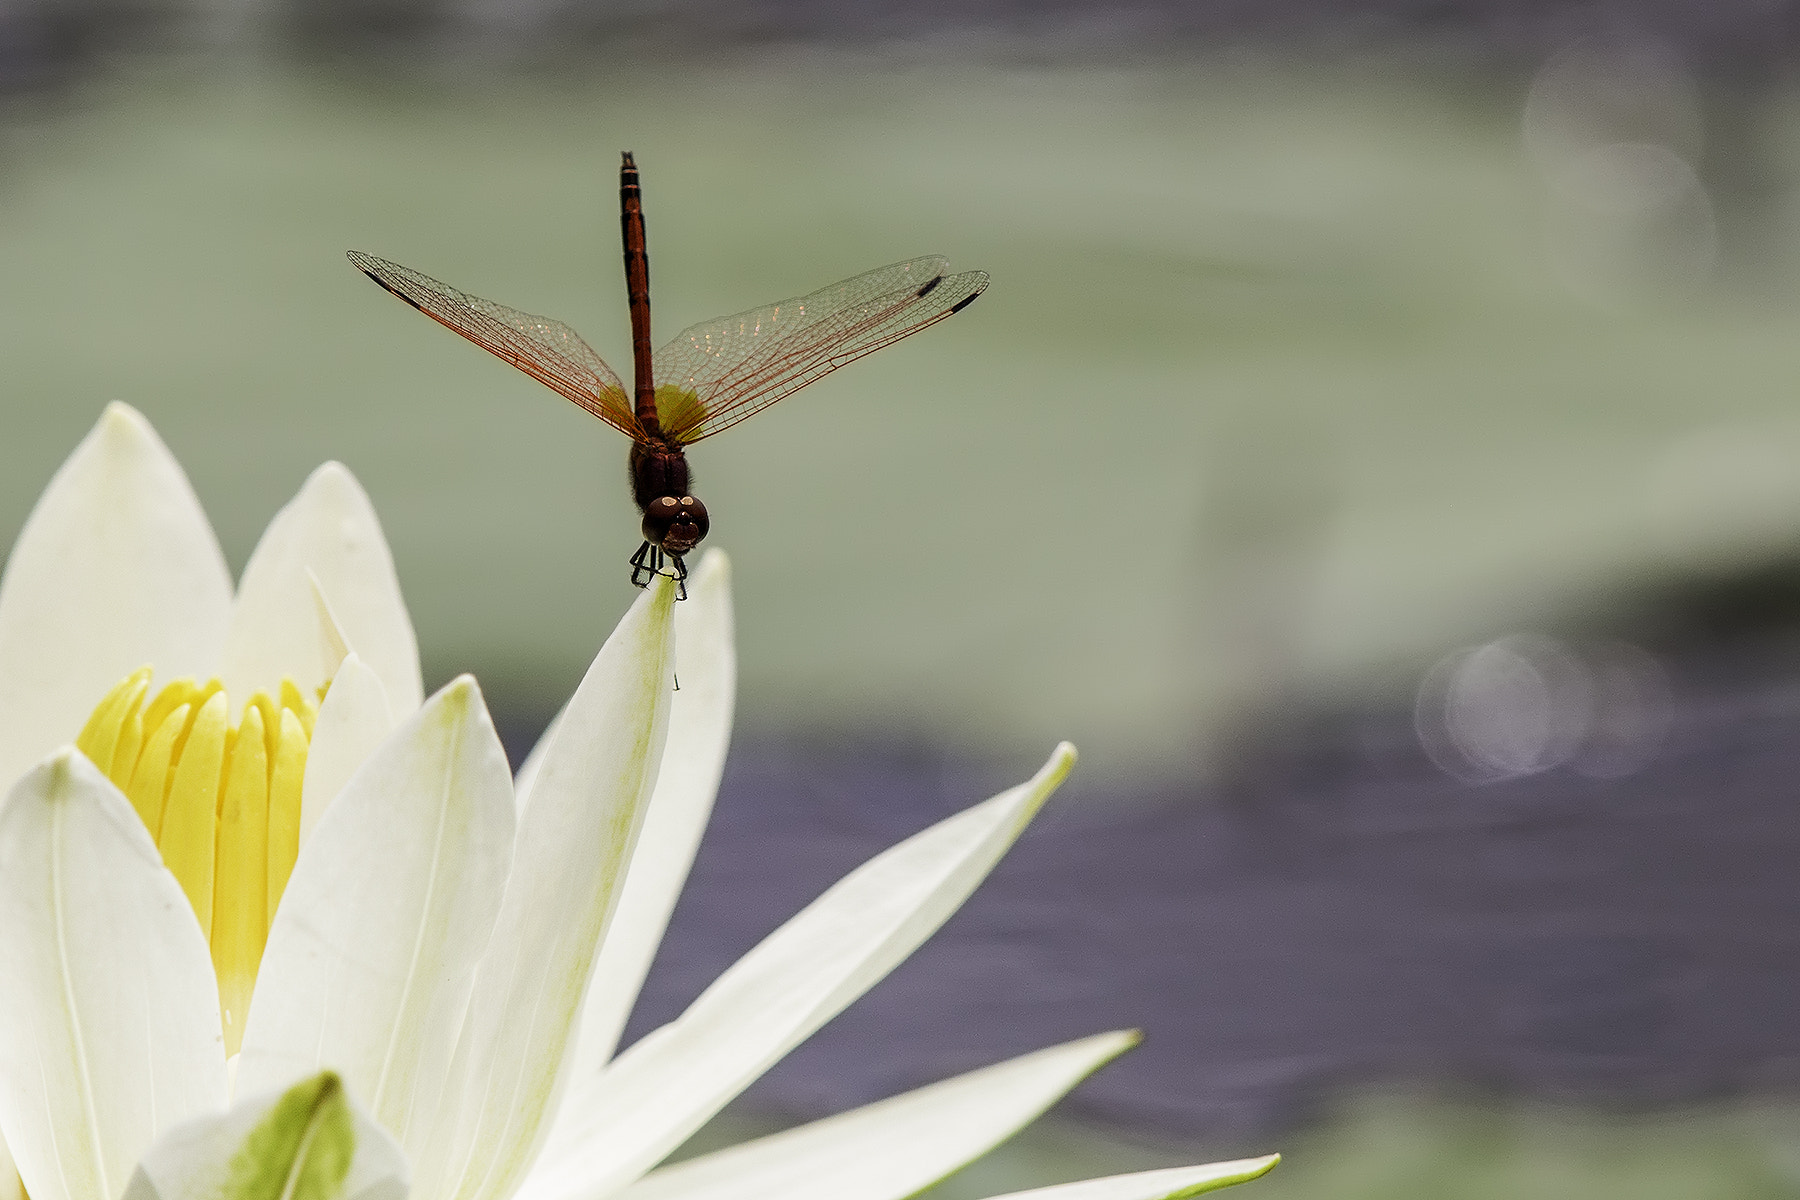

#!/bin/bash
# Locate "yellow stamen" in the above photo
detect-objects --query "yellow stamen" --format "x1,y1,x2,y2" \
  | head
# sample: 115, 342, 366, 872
78, 670, 318, 1055
162, 689, 228, 937
267, 708, 307, 916
280, 679, 318, 739
125, 701, 188, 838
74, 668, 151, 786
214, 703, 268, 1048
142, 677, 202, 739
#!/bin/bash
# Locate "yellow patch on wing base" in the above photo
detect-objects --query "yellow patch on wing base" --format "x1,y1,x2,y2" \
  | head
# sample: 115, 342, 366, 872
653, 384, 707, 438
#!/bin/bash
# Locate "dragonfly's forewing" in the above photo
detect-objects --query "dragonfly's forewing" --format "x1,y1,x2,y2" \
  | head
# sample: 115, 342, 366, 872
348, 251, 642, 440
651, 256, 989, 444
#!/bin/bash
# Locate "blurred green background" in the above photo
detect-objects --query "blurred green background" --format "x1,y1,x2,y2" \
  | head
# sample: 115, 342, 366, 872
10, 49, 1800, 782
8, 15, 1800, 1198
681, 1090, 1800, 1200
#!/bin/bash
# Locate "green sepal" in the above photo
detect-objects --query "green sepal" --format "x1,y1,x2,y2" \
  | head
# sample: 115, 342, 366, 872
122, 1071, 408, 1200
224, 1073, 355, 1200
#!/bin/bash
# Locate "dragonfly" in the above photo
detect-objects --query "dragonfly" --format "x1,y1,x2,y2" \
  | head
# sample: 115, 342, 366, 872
349, 152, 988, 598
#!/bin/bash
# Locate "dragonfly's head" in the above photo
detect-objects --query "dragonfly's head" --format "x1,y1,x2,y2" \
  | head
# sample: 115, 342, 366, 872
643, 494, 710, 555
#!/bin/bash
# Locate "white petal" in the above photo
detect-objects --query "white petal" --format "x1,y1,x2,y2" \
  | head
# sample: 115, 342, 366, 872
308, 571, 355, 677
523, 743, 1077, 1200
0, 404, 231, 789
619, 1032, 1137, 1200
0, 749, 227, 1200
221, 462, 422, 714
0, 1122, 24, 1200
237, 677, 515, 1164
511, 705, 562, 809
512, 549, 731, 811
299, 654, 395, 846
979, 1158, 1280, 1200
564, 549, 735, 1075
417, 579, 677, 1200
123, 1072, 409, 1200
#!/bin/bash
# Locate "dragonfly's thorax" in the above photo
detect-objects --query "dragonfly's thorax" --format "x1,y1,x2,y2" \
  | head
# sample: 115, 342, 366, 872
629, 440, 689, 512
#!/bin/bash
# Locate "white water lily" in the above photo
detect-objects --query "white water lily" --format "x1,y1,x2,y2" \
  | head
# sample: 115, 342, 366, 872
0, 404, 1277, 1200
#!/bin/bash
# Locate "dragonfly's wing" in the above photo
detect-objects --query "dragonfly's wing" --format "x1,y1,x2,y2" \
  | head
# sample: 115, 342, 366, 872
651, 256, 988, 444
348, 251, 642, 440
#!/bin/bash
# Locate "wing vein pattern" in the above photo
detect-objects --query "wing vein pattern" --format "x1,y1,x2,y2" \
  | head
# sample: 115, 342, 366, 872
652, 256, 989, 444
348, 251, 641, 439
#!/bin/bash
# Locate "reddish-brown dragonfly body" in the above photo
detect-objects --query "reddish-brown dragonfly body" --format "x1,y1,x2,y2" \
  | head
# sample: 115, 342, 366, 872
350, 152, 987, 596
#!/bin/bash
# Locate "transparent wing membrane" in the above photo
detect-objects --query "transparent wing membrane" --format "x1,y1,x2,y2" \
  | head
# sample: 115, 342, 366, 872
347, 251, 641, 440
652, 257, 989, 443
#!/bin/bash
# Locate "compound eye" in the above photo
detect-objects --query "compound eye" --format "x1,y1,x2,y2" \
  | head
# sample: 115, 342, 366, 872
642, 494, 710, 552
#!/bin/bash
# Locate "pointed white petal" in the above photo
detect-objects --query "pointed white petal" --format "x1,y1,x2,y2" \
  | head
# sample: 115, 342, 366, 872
617, 1032, 1137, 1200
0, 1121, 24, 1200
0, 749, 227, 1200
123, 1072, 409, 1200
0, 404, 231, 789
299, 655, 395, 846
221, 462, 422, 714
524, 743, 1077, 1200
979, 1157, 1280, 1200
512, 549, 731, 811
564, 549, 735, 1076
308, 570, 354, 679
511, 698, 563, 811
238, 678, 515, 1165
418, 580, 677, 1200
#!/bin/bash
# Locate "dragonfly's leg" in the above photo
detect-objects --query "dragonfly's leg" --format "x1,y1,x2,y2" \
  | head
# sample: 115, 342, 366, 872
670, 554, 689, 601
629, 541, 656, 588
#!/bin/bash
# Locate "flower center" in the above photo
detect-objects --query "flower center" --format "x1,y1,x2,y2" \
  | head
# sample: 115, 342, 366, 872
77, 668, 320, 1054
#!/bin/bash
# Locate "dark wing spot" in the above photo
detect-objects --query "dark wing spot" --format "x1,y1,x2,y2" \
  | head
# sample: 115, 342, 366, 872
361, 271, 424, 311
915, 275, 944, 299
948, 291, 981, 314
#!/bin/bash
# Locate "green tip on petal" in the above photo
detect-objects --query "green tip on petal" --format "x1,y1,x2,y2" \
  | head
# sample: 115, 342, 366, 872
437, 674, 482, 714
42, 745, 79, 793
226, 1072, 356, 1200
1175, 1155, 1280, 1197
1213, 1154, 1279, 1192
1021, 742, 1077, 821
